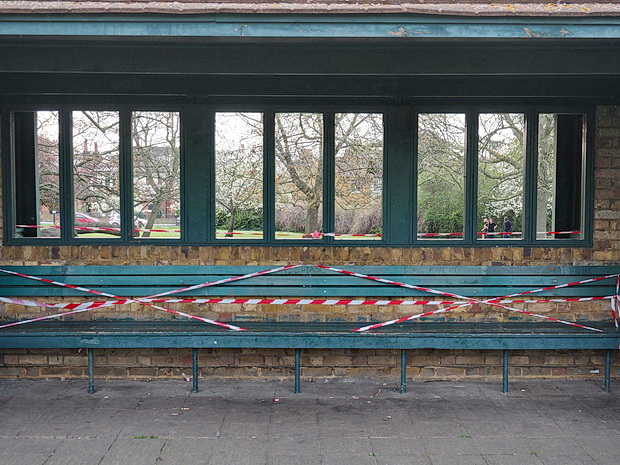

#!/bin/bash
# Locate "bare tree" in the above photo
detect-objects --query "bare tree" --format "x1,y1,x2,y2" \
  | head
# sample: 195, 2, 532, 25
132, 111, 181, 237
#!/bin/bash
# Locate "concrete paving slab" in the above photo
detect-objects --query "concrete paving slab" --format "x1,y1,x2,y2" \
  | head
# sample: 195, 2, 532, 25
44, 438, 116, 465
369, 437, 426, 455
423, 436, 481, 455
321, 454, 378, 465
473, 437, 531, 455
484, 454, 543, 465
461, 420, 511, 438
1, 379, 619, 465
319, 437, 373, 455
525, 438, 588, 456
118, 420, 222, 439
268, 455, 323, 465
504, 420, 569, 438
98, 438, 166, 465
0, 453, 50, 465
590, 455, 620, 465
575, 437, 620, 455
536, 454, 599, 465
157, 438, 216, 465
428, 455, 486, 465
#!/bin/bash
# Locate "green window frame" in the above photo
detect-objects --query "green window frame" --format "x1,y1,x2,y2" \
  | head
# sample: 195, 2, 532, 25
2, 103, 594, 247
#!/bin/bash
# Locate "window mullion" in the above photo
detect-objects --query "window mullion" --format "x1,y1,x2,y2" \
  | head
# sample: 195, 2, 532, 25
59, 109, 74, 240
464, 111, 478, 244
524, 111, 538, 243
323, 112, 335, 243
264, 110, 275, 242
120, 109, 132, 242
583, 110, 596, 245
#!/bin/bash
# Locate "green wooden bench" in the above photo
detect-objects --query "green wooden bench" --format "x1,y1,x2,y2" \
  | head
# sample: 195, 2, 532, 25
0, 265, 618, 394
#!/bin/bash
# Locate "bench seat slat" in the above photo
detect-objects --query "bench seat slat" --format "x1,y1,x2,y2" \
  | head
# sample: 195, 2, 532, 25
0, 286, 612, 298
0, 266, 616, 297
0, 322, 617, 350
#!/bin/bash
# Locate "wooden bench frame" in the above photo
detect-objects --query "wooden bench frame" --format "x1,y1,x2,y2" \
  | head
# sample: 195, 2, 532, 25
0, 265, 618, 394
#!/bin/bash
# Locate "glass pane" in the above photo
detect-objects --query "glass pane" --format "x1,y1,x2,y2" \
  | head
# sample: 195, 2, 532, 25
72, 111, 120, 239
478, 113, 525, 240
537, 114, 584, 240
275, 113, 323, 240
215, 113, 264, 240
417, 113, 466, 240
334, 113, 383, 241
132, 111, 181, 239
37, 112, 61, 238
13, 111, 60, 238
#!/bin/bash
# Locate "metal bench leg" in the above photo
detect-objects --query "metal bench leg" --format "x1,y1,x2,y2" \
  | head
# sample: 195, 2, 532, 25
87, 348, 95, 394
294, 348, 301, 394
502, 350, 509, 393
192, 348, 199, 393
604, 349, 612, 393
400, 349, 407, 394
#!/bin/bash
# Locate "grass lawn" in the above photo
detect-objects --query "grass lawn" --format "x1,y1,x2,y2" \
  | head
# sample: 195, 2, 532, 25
76, 227, 380, 240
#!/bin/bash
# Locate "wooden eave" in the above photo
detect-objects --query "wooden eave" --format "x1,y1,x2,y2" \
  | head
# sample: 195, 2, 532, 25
1, 1, 620, 17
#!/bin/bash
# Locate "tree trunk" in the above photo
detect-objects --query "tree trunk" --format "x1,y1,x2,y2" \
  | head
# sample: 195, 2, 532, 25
305, 203, 320, 234
225, 207, 237, 237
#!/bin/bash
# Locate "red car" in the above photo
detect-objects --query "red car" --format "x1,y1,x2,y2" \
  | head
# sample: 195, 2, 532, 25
75, 212, 98, 224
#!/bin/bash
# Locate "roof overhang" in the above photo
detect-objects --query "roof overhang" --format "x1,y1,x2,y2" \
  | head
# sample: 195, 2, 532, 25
0, 13, 620, 39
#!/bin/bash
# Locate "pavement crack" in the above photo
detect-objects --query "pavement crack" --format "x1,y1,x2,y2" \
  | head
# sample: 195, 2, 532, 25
97, 436, 118, 465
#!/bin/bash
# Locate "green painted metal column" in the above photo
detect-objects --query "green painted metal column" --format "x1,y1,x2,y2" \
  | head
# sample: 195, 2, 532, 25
604, 349, 612, 393
88, 348, 95, 394
294, 348, 301, 394
385, 107, 414, 244
192, 348, 199, 393
400, 349, 407, 394
503, 350, 509, 393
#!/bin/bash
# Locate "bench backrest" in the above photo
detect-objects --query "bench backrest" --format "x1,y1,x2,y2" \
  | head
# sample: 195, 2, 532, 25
0, 265, 616, 298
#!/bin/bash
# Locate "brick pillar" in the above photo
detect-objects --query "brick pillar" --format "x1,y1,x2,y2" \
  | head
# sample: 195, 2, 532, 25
594, 106, 620, 260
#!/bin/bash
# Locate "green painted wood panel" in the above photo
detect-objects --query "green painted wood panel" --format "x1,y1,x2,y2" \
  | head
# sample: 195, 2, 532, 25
1, 14, 620, 39
0, 265, 615, 297
0, 322, 617, 350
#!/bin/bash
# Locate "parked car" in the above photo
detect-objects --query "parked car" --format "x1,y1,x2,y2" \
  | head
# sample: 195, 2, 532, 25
109, 212, 147, 229
75, 212, 99, 224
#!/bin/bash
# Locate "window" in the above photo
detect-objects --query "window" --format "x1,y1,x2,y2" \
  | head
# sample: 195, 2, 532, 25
72, 111, 120, 239
417, 113, 466, 240
132, 111, 181, 239
537, 114, 585, 240
335, 113, 383, 240
477, 113, 524, 240
6, 105, 590, 246
215, 112, 264, 240
275, 113, 324, 240
12, 111, 60, 238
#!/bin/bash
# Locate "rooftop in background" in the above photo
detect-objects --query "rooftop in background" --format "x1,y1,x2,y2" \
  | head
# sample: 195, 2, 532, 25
2, 0, 620, 17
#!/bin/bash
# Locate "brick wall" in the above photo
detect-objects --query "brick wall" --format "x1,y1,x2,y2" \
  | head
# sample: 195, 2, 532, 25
0, 105, 619, 382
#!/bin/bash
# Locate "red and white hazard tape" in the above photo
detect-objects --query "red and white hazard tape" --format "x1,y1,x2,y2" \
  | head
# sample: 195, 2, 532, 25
144, 264, 302, 300
0, 265, 616, 334
0, 268, 245, 331
0, 264, 303, 330
1, 295, 612, 312
612, 274, 620, 329
350, 270, 619, 333
314, 265, 611, 332
15, 224, 581, 238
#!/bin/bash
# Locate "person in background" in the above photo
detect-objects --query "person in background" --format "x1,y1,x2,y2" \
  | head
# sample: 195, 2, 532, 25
503, 216, 512, 238
486, 217, 497, 238
481, 218, 489, 238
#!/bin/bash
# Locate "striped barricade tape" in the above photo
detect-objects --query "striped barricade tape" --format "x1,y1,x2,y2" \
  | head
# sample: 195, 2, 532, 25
0, 268, 245, 331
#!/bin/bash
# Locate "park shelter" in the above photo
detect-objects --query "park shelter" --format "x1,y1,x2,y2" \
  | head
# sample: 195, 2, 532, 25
0, 1, 619, 382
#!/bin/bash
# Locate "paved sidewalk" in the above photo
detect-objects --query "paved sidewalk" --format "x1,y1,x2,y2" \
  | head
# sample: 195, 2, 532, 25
0, 378, 619, 465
